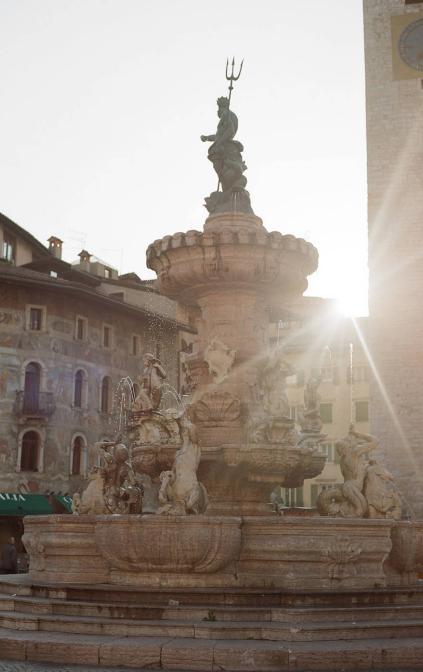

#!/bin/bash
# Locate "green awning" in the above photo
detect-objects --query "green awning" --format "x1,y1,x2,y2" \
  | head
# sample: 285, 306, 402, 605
54, 495, 73, 512
0, 493, 53, 516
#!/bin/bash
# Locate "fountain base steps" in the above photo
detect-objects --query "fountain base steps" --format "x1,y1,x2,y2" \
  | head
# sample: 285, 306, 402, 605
1, 578, 423, 669
2, 628, 423, 671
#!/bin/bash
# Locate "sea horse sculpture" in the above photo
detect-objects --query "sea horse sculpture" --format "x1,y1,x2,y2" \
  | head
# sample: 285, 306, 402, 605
157, 411, 208, 515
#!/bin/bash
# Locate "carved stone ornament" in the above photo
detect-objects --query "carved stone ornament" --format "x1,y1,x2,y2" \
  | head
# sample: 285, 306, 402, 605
72, 441, 143, 516
193, 390, 241, 424
204, 338, 236, 384
127, 411, 181, 447
94, 515, 242, 574
132, 353, 167, 413
20, 532, 46, 572
323, 542, 362, 580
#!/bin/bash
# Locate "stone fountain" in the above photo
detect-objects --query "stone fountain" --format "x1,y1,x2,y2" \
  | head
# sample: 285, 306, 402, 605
21, 70, 423, 599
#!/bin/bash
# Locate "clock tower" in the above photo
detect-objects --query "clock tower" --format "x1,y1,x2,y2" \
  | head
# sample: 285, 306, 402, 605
364, 0, 423, 516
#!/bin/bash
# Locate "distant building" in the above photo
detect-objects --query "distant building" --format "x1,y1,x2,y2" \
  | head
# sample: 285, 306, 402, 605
0, 212, 194, 498
268, 297, 370, 509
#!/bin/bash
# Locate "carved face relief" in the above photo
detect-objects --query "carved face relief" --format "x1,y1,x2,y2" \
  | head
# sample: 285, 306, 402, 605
204, 338, 236, 384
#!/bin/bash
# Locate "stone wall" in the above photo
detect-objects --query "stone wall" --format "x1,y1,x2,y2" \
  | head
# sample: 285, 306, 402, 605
0, 283, 180, 495
364, 0, 423, 516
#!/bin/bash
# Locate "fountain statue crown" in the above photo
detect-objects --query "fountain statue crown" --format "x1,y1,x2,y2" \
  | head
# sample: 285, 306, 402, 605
200, 61, 253, 217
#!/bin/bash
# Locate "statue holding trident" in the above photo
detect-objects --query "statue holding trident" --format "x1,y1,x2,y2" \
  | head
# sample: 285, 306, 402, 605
201, 59, 254, 215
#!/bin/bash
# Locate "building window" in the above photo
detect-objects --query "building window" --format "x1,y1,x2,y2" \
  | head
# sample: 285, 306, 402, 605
320, 442, 334, 462
286, 374, 297, 386
104, 267, 111, 279
74, 369, 87, 408
29, 307, 43, 331
20, 431, 40, 471
132, 335, 140, 356
2, 233, 16, 263
281, 487, 304, 507
103, 325, 112, 348
320, 366, 333, 382
348, 366, 369, 383
320, 403, 333, 424
23, 362, 41, 413
296, 370, 305, 386
355, 400, 369, 423
101, 376, 112, 413
75, 316, 87, 341
71, 436, 84, 475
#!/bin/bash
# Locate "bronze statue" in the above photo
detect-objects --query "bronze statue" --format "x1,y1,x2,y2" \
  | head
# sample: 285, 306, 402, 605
201, 60, 253, 215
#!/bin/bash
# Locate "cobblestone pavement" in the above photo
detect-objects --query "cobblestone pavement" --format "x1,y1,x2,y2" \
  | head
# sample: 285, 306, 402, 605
0, 663, 423, 672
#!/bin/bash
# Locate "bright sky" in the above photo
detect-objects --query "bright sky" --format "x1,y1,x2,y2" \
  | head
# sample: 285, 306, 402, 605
0, 0, 367, 315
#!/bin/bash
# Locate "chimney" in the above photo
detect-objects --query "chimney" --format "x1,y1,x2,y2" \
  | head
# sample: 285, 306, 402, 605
48, 236, 63, 260
78, 249, 92, 272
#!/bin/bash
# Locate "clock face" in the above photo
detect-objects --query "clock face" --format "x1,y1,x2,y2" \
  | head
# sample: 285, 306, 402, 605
398, 17, 423, 71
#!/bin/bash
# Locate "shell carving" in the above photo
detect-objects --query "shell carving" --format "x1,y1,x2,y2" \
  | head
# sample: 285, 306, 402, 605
194, 391, 241, 423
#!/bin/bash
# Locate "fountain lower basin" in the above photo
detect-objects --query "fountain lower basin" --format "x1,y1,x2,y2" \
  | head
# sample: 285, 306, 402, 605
22, 514, 423, 590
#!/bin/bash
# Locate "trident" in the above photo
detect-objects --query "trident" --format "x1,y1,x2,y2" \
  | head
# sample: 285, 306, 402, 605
226, 57, 243, 107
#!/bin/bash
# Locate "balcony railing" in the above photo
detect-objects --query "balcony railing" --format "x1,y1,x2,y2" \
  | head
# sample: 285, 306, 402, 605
14, 391, 56, 418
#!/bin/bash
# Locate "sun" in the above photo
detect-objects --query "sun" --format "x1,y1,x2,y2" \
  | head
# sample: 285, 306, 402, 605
336, 291, 368, 318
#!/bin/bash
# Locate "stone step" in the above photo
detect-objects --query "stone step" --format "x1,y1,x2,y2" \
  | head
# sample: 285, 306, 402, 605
1, 627, 423, 670
271, 602, 423, 623
2, 608, 423, 642
3, 575, 423, 608
4, 592, 423, 625
0, 594, 273, 622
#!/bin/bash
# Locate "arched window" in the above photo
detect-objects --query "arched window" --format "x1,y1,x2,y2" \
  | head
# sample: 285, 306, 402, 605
20, 431, 40, 471
23, 362, 41, 413
74, 370, 86, 408
71, 436, 84, 475
101, 376, 112, 413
